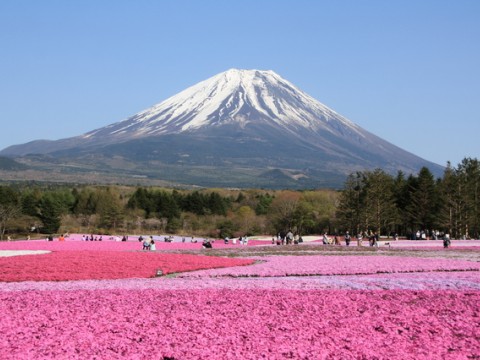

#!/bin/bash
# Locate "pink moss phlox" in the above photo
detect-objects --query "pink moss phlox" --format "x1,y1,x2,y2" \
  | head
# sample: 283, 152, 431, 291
0, 251, 254, 282
0, 289, 478, 359
1, 270, 480, 292
181, 255, 480, 278
0, 237, 265, 251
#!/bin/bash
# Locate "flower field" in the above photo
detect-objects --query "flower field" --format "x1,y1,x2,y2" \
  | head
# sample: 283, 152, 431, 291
180, 255, 480, 278
1, 237, 479, 359
0, 251, 255, 282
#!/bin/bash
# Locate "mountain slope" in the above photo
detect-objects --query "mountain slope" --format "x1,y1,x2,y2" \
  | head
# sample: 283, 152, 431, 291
0, 69, 444, 188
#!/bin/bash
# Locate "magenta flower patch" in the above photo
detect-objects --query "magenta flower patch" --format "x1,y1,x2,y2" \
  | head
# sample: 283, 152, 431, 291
0, 289, 478, 359
0, 238, 261, 252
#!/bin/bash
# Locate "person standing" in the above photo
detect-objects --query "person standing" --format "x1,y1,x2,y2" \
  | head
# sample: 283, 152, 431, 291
356, 233, 363, 247
286, 230, 294, 245
335, 233, 341, 245
443, 233, 451, 248
344, 232, 351, 246
142, 238, 150, 250
322, 233, 329, 245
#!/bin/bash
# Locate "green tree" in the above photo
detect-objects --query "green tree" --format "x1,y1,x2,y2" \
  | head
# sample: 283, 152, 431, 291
184, 191, 207, 215
255, 193, 274, 215
296, 191, 337, 234
235, 205, 256, 234
363, 169, 398, 235
337, 170, 398, 236
152, 191, 180, 220
21, 189, 42, 217
392, 171, 409, 235
208, 192, 229, 216
0, 186, 21, 239
166, 217, 182, 233
455, 158, 480, 238
438, 162, 461, 237
96, 188, 124, 231
336, 172, 366, 235
38, 194, 62, 234
127, 188, 155, 217
217, 219, 236, 239
405, 167, 439, 233
72, 188, 101, 229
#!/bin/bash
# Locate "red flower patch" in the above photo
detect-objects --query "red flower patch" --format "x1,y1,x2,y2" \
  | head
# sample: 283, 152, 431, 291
0, 251, 254, 282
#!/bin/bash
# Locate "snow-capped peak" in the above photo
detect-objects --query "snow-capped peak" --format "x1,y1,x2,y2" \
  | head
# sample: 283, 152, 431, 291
82, 68, 362, 141
1, 68, 444, 185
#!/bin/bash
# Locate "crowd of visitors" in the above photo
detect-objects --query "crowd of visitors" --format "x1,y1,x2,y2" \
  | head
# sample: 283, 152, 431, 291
140, 236, 156, 251
272, 230, 303, 245
33, 230, 456, 250
81, 234, 103, 241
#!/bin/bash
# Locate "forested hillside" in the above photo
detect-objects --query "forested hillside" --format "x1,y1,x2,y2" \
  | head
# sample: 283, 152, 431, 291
1, 158, 479, 240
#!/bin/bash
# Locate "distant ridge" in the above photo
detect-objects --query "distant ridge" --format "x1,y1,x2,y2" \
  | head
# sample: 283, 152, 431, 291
0, 156, 27, 170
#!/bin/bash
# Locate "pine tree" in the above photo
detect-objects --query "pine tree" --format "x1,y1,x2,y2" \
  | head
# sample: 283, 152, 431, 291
362, 169, 398, 235
336, 172, 365, 234
38, 195, 62, 234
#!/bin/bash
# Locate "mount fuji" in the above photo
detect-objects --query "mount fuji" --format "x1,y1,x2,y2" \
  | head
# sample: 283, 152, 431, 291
0, 69, 443, 188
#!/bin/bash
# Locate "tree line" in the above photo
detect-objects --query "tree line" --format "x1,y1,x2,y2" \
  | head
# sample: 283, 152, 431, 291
336, 158, 480, 239
0, 157, 478, 240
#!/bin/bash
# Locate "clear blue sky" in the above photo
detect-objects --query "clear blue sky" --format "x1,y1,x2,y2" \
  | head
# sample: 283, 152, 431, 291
1, 0, 479, 167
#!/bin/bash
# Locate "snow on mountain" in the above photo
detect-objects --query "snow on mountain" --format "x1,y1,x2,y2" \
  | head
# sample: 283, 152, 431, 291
0, 68, 444, 188
82, 69, 364, 142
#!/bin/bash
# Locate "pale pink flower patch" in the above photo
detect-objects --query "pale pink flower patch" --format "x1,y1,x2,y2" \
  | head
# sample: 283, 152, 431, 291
181, 255, 480, 278
1, 271, 480, 292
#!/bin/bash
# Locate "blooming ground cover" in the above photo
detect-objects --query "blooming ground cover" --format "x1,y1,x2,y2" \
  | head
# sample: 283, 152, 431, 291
1, 289, 478, 359
0, 251, 255, 282
1, 271, 479, 292
0, 237, 265, 252
1, 239, 479, 359
180, 255, 480, 278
